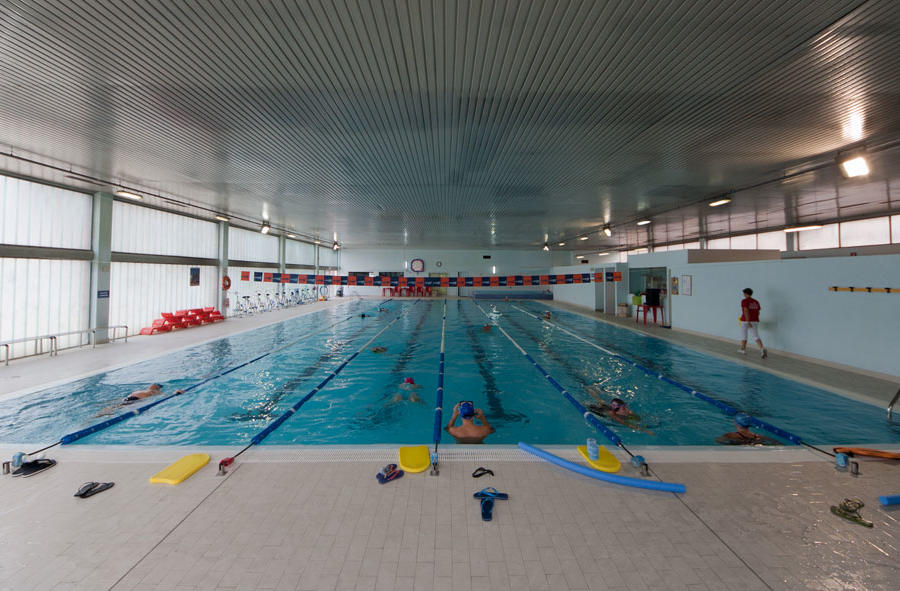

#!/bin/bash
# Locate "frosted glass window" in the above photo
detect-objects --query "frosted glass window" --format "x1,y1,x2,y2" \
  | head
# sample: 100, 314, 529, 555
112, 202, 217, 257
286, 240, 315, 265
707, 237, 730, 249
797, 223, 839, 250
840, 217, 890, 247
318, 247, 338, 267
109, 263, 218, 335
683, 242, 701, 249
893, 216, 900, 244
757, 230, 786, 251
228, 228, 279, 262
729, 234, 757, 249
0, 258, 91, 357
0, 175, 91, 249
626, 248, 648, 255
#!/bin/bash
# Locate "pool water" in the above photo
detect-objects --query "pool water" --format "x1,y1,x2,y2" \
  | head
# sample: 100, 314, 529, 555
0, 298, 897, 447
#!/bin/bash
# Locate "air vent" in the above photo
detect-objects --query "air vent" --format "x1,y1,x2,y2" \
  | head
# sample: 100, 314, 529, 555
483, 255, 491, 259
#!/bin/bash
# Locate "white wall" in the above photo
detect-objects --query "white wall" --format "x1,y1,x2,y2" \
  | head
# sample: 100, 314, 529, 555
550, 264, 599, 309
109, 263, 218, 333
667, 254, 900, 377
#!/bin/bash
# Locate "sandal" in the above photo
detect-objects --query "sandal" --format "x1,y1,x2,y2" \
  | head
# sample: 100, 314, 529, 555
74, 482, 115, 498
830, 498, 873, 528
472, 467, 494, 478
473, 487, 509, 500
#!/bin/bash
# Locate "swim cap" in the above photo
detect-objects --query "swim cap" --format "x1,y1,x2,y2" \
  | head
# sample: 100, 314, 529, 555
458, 401, 475, 419
404, 377, 414, 384
734, 412, 753, 427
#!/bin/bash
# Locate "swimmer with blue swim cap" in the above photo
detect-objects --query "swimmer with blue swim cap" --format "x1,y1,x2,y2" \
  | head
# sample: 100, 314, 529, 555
716, 412, 781, 446
445, 400, 495, 444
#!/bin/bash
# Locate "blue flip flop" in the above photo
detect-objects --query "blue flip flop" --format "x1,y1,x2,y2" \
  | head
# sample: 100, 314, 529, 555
473, 487, 509, 500
480, 496, 495, 521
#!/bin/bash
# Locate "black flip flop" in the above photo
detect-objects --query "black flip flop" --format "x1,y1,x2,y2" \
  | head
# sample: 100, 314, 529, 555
75, 482, 114, 498
472, 467, 494, 478
11, 458, 57, 478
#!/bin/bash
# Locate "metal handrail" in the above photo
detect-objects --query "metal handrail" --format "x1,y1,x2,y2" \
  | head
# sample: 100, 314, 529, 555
0, 325, 128, 366
888, 387, 900, 419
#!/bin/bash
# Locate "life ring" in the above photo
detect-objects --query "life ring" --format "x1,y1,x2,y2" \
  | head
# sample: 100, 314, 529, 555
222, 276, 232, 290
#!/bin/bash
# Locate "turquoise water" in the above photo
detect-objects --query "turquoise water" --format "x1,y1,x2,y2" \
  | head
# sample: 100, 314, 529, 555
0, 298, 897, 447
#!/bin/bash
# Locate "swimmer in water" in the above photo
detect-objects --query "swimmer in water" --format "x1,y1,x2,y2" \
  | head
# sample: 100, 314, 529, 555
96, 383, 184, 416
585, 385, 654, 435
482, 324, 492, 333
445, 401, 495, 444
716, 412, 781, 446
391, 377, 424, 404
371, 346, 387, 353
543, 311, 552, 320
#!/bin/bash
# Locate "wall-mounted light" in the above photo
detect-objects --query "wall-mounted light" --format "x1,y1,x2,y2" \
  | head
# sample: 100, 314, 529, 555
575, 255, 585, 259
578, 236, 589, 241
783, 224, 823, 233
332, 243, 340, 251
838, 155, 869, 178
314, 240, 321, 244
260, 222, 271, 234
602, 226, 612, 237
542, 243, 550, 251
214, 215, 230, 222
708, 198, 731, 207
115, 189, 142, 200
636, 220, 651, 226
558, 242, 566, 246
597, 252, 609, 256
286, 233, 296, 238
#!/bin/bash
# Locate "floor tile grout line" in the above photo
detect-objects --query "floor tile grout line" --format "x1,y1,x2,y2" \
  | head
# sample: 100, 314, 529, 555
107, 464, 243, 591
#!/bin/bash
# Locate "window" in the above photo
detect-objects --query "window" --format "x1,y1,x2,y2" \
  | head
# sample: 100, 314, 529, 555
683, 242, 701, 249
797, 223, 839, 250
893, 216, 900, 244
707, 237, 730, 249
840, 217, 890, 247
729, 234, 757, 249
757, 230, 786, 251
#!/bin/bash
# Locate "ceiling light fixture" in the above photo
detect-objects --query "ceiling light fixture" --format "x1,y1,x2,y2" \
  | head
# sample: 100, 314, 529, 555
597, 252, 609, 256
578, 236, 589, 241
575, 255, 584, 259
636, 219, 651, 226
542, 243, 550, 251
603, 226, 612, 237
115, 189, 142, 200
838, 155, 869, 178
783, 224, 823, 233
260, 222, 270, 235
708, 198, 732, 207
214, 215, 230, 222
286, 233, 296, 238
332, 243, 340, 251
558, 242, 566, 246
314, 240, 321, 244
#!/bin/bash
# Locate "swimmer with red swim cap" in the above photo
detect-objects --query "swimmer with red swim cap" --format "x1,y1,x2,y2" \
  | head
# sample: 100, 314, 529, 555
391, 377, 424, 404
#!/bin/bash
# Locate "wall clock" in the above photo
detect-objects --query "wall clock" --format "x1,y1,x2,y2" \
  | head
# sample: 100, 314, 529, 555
410, 258, 425, 273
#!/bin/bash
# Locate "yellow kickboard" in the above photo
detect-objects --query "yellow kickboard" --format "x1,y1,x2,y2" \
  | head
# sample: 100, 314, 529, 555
577, 445, 621, 473
398, 445, 430, 473
150, 453, 210, 485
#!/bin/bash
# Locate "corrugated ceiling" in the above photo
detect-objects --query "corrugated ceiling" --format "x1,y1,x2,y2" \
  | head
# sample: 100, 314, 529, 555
1, 0, 898, 250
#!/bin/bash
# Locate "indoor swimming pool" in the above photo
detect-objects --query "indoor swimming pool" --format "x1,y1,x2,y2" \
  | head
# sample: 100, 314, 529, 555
0, 298, 897, 448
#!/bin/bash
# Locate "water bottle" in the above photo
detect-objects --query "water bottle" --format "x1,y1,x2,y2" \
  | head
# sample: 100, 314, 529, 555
586, 438, 599, 460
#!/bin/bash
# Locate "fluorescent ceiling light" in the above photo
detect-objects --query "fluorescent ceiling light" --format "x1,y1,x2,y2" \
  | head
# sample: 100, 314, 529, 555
839, 156, 869, 178
783, 224, 823, 233
542, 243, 550, 251
260, 222, 271, 234
214, 215, 230, 222
314, 240, 321, 244
558, 242, 566, 246
636, 220, 651, 226
578, 236, 589, 241
708, 198, 732, 207
286, 233, 296, 238
597, 252, 609, 256
575, 255, 584, 259
602, 226, 612, 237
115, 189, 142, 200
332, 243, 339, 251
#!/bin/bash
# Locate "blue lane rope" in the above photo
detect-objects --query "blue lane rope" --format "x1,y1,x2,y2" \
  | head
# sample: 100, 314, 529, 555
232, 313, 403, 455
518, 442, 686, 494
431, 300, 448, 464
473, 302, 649, 468
50, 299, 394, 449
512, 304, 818, 450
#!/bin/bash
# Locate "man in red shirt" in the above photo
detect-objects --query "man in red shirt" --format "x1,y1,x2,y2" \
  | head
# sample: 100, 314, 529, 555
739, 288, 767, 359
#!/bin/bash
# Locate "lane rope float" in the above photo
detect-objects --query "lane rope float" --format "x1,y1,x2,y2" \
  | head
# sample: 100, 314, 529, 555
473, 302, 652, 475
430, 300, 448, 475
38, 299, 393, 451
513, 303, 836, 460
219, 312, 404, 471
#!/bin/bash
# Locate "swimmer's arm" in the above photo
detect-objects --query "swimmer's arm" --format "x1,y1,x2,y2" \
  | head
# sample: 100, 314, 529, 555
445, 406, 459, 431
475, 409, 495, 434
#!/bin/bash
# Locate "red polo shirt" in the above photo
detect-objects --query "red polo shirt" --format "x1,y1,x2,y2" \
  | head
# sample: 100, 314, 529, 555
741, 297, 761, 322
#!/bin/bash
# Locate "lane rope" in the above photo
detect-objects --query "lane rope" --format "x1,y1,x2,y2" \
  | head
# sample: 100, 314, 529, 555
431, 300, 447, 471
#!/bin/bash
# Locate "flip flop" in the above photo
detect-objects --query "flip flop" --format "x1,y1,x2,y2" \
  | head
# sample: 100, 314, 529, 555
472, 467, 494, 478
80, 482, 114, 498
11, 458, 56, 478
473, 487, 509, 500
480, 496, 495, 521
830, 498, 873, 528
74, 482, 99, 497
376, 464, 404, 484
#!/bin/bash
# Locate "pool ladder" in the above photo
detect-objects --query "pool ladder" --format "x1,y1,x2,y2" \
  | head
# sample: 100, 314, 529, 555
888, 387, 900, 419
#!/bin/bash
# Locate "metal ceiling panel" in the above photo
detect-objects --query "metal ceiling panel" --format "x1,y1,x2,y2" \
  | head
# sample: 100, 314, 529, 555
1, 0, 898, 250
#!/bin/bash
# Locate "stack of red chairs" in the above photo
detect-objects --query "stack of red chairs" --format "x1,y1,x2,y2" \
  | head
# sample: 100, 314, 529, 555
139, 307, 224, 335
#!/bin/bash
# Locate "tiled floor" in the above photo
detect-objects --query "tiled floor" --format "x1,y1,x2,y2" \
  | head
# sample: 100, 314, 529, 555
1, 297, 897, 590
